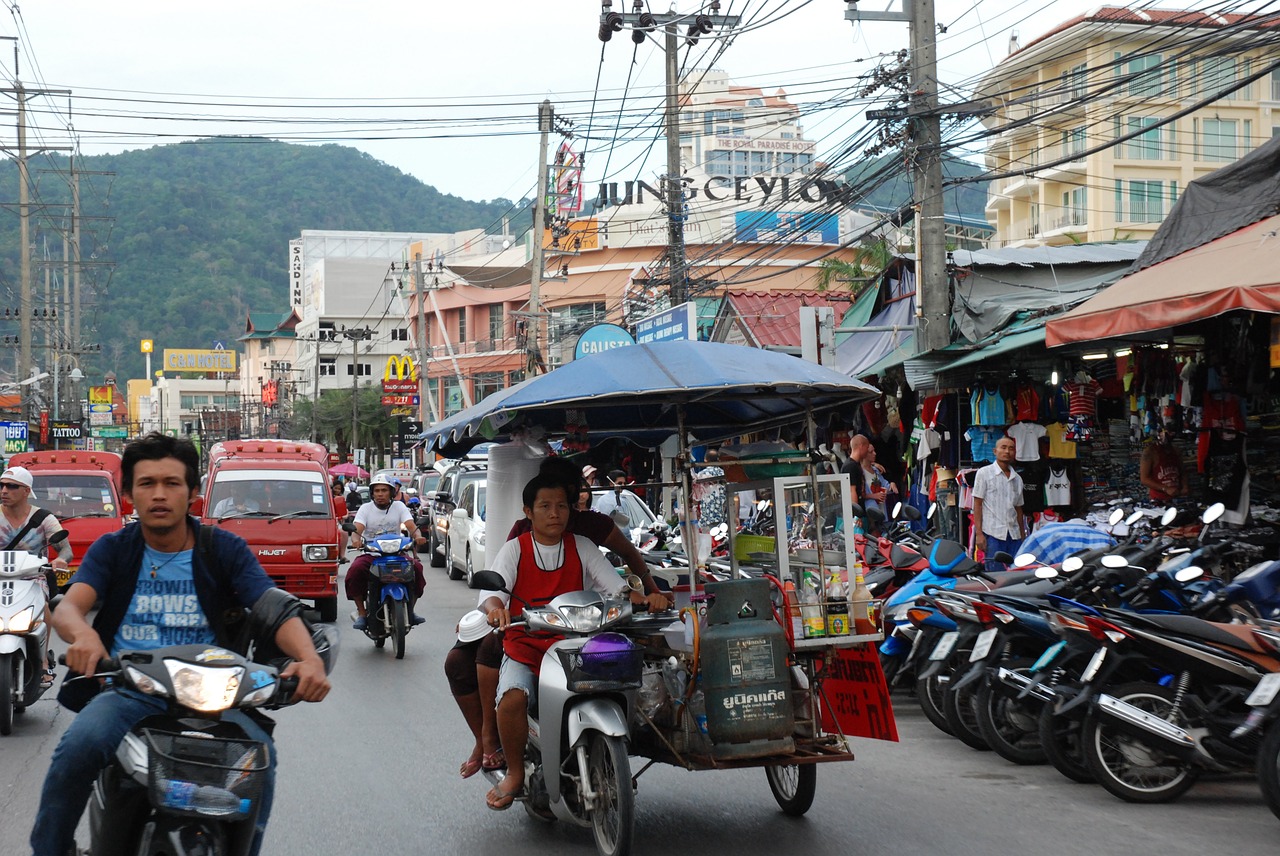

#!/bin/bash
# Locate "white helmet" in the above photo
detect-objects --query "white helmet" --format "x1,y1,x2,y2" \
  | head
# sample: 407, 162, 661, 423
369, 474, 396, 489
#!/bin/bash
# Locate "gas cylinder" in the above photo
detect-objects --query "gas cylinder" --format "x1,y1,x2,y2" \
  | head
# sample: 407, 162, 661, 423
700, 579, 795, 759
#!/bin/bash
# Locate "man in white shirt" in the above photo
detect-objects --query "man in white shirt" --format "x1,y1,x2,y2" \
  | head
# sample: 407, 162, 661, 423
346, 474, 427, 629
972, 436, 1026, 571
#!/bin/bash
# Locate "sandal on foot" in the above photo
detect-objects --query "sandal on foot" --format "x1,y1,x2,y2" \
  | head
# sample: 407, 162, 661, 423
486, 780, 523, 811
482, 749, 506, 771
460, 756, 483, 779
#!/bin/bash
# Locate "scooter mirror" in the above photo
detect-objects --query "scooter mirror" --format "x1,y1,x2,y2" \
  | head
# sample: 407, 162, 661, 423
1160, 506, 1178, 527
1101, 555, 1129, 568
1013, 552, 1039, 568
1061, 556, 1085, 573
1202, 502, 1226, 525
757, 500, 770, 513
50, 528, 70, 546
927, 502, 938, 520
1124, 511, 1144, 526
470, 570, 509, 593
1174, 566, 1204, 583
1034, 566, 1060, 579
891, 501, 903, 519
1108, 508, 1125, 526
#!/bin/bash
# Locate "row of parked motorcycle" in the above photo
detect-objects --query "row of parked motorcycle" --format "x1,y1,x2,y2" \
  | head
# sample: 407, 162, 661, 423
862, 501, 1280, 818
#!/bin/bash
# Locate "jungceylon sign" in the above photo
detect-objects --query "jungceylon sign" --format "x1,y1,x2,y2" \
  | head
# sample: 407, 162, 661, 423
596, 174, 854, 208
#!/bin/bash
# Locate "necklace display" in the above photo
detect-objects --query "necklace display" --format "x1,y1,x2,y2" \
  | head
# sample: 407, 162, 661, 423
532, 538, 564, 571
148, 534, 192, 579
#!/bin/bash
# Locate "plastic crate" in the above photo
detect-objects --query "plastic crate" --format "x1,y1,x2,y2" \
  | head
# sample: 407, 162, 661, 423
732, 534, 777, 563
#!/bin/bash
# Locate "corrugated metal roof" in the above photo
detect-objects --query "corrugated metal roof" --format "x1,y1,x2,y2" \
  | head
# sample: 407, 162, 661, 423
723, 291, 856, 348
944, 241, 1148, 268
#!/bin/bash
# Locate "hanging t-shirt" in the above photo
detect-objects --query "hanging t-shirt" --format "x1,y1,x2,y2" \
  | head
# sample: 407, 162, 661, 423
1044, 423, 1077, 459
1033, 508, 1062, 531
964, 426, 1003, 463
1044, 467, 1072, 507
1005, 422, 1047, 461
1014, 385, 1041, 423
1064, 378, 1102, 418
970, 386, 1008, 426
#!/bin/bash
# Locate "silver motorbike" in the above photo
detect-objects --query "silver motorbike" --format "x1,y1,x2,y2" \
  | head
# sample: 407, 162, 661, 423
474, 570, 655, 856
0, 533, 66, 734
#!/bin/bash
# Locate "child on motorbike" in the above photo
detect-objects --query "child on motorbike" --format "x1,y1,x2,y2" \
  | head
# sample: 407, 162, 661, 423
477, 473, 669, 810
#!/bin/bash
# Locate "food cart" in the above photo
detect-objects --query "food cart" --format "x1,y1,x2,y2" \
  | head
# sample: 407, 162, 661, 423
422, 341, 899, 844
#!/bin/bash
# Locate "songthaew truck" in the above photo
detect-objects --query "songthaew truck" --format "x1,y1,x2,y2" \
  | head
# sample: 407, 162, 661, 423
192, 439, 344, 621
7, 450, 131, 591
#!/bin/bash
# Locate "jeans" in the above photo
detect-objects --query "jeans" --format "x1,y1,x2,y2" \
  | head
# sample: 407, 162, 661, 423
983, 535, 1023, 572
31, 688, 276, 856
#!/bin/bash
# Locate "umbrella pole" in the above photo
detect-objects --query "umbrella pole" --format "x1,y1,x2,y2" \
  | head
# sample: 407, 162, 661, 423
676, 406, 699, 594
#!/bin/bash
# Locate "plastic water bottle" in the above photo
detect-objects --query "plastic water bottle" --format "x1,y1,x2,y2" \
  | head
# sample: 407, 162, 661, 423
158, 779, 250, 816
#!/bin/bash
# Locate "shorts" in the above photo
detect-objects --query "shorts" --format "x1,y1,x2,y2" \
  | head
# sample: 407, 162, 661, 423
496, 655, 536, 708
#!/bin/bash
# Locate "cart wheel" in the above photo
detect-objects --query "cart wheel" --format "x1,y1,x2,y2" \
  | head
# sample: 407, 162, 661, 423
765, 763, 816, 816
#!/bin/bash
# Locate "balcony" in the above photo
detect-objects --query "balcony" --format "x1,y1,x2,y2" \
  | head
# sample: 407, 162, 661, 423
1042, 207, 1090, 237
423, 336, 520, 358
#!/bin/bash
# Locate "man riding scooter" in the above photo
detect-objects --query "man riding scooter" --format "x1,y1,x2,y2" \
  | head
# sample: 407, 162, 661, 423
346, 474, 428, 630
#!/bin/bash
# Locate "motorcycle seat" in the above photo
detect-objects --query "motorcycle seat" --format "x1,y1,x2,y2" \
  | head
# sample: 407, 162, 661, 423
889, 543, 923, 571
1126, 613, 1269, 654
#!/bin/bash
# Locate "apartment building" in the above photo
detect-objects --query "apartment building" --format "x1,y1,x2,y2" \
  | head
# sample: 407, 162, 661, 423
977, 7, 1280, 247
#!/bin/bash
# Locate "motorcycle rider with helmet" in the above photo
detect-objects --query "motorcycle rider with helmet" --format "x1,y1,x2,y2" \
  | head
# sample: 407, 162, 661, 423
346, 473, 428, 630
29, 432, 331, 856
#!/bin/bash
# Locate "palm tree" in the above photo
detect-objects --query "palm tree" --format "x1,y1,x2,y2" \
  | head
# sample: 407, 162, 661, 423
813, 239, 895, 296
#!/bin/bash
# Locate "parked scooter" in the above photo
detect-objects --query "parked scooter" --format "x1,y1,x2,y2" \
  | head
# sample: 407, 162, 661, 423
0, 532, 68, 734
472, 569, 658, 856
343, 522, 417, 659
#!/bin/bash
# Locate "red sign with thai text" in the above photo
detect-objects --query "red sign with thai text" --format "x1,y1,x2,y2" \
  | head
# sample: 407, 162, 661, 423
817, 643, 899, 742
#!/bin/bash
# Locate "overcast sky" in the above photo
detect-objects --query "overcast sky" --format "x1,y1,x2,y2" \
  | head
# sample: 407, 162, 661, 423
1, 1, 1252, 203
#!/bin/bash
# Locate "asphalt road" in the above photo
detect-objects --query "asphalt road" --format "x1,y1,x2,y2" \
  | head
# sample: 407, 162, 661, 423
1, 553, 1276, 856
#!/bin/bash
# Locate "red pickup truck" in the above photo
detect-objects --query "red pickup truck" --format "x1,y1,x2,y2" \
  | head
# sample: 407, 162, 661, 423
192, 439, 344, 621
7, 450, 132, 591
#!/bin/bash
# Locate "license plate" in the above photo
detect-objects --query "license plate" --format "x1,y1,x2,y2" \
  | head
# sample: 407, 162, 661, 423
930, 631, 959, 661
56, 568, 73, 586
1080, 647, 1107, 683
1247, 672, 1280, 707
1031, 640, 1066, 672
970, 627, 999, 662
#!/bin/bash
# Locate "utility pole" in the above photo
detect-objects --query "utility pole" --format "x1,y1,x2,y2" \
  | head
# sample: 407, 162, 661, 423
342, 326, 373, 463
600, 3, 739, 307
528, 100, 553, 376
412, 252, 439, 423
847, 0, 957, 354
0, 36, 71, 413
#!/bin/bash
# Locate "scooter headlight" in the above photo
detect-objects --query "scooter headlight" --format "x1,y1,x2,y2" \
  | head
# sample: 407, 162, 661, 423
163, 661, 244, 712
543, 603, 604, 632
4, 606, 34, 633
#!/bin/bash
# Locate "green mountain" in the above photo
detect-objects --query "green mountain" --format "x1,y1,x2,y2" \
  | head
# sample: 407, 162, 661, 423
841, 153, 991, 223
0, 139, 530, 383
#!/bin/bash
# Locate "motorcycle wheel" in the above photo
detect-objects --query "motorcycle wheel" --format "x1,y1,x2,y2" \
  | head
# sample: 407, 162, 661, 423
0, 652, 13, 735
942, 676, 990, 751
914, 672, 955, 736
391, 599, 408, 660
587, 733, 634, 856
1257, 717, 1280, 821
765, 763, 816, 816
975, 675, 1046, 765
1038, 703, 1094, 783
1082, 681, 1200, 803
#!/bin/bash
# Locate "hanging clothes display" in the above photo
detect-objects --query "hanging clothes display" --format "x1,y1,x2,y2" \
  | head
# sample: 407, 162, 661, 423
1006, 422, 1046, 461
1044, 466, 1073, 507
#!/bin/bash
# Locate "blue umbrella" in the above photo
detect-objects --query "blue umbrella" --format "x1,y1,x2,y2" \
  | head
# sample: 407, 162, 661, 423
421, 340, 878, 457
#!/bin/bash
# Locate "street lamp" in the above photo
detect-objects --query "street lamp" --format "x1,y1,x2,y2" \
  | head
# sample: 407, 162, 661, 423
52, 359, 84, 450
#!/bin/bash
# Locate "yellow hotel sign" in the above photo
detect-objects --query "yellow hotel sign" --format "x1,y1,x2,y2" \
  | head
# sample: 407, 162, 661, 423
163, 349, 237, 372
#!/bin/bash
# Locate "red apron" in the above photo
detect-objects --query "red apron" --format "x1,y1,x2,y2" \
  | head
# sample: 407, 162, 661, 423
503, 532, 583, 671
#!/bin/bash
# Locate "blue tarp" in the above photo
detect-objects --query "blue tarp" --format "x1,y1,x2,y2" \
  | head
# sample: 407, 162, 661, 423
420, 340, 880, 457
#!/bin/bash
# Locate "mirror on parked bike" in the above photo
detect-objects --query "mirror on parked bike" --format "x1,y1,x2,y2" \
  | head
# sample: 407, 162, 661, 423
1108, 508, 1125, 526
1034, 566, 1060, 579
1124, 510, 1144, 526
1101, 554, 1129, 568
1161, 506, 1179, 526
1203, 502, 1226, 525
1175, 566, 1205, 582
927, 501, 938, 520
1061, 556, 1085, 573
891, 501, 903, 518
1013, 552, 1039, 568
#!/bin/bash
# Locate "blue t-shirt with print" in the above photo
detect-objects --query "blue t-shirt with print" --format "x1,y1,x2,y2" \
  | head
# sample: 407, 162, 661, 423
111, 546, 215, 654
